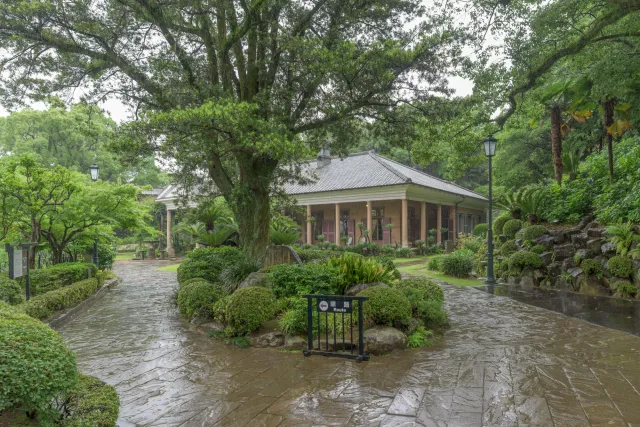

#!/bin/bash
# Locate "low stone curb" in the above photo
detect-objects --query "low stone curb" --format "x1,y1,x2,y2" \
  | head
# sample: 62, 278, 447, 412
49, 276, 120, 329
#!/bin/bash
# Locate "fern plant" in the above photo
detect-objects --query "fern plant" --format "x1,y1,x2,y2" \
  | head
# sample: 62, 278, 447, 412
606, 222, 640, 257
327, 253, 399, 294
497, 186, 547, 224
270, 213, 301, 245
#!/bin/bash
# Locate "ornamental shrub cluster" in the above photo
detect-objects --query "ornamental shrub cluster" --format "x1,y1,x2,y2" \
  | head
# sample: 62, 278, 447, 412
396, 277, 444, 302
607, 255, 634, 278
523, 225, 547, 242
499, 240, 518, 256
225, 287, 277, 336
177, 247, 245, 285
268, 263, 339, 298
472, 223, 489, 238
508, 251, 544, 272
19, 262, 97, 296
18, 278, 100, 320
493, 213, 512, 236
0, 275, 24, 305
176, 279, 224, 321
327, 253, 400, 294
613, 280, 637, 298
394, 277, 448, 330
580, 259, 603, 277
502, 219, 523, 239
62, 374, 120, 427
358, 286, 412, 330
439, 250, 474, 278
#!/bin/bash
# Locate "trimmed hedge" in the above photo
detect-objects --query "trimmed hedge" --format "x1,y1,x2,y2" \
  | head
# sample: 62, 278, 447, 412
472, 223, 489, 238
267, 263, 338, 299
508, 251, 544, 272
439, 250, 474, 278
580, 258, 603, 276
177, 247, 245, 285
502, 219, 523, 239
226, 287, 277, 336
613, 280, 637, 298
18, 278, 100, 320
530, 244, 546, 254
0, 304, 78, 414
500, 240, 518, 256
493, 213, 512, 236
18, 262, 97, 296
607, 256, 634, 278
523, 225, 547, 242
0, 275, 24, 305
358, 286, 412, 330
395, 278, 448, 329
62, 374, 119, 427
177, 279, 224, 321
396, 277, 444, 302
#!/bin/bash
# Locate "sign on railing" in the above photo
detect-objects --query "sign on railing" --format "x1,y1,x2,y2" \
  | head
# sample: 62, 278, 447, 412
6, 243, 38, 301
302, 295, 370, 362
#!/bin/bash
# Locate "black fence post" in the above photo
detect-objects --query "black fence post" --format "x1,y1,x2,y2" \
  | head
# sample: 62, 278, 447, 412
304, 297, 313, 356
358, 299, 364, 359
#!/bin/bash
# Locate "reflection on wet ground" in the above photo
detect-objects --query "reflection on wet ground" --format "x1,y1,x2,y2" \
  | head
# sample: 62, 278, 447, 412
476, 284, 640, 337
57, 262, 640, 426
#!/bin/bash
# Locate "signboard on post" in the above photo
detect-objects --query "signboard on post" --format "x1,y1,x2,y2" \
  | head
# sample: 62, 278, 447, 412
317, 298, 353, 313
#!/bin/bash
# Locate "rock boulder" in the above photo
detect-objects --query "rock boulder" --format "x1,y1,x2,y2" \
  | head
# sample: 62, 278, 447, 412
363, 326, 407, 355
238, 272, 269, 289
345, 282, 388, 296
554, 244, 575, 261
252, 331, 285, 348
284, 335, 307, 351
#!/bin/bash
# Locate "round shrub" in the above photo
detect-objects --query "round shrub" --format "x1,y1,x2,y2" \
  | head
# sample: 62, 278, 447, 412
226, 287, 277, 335
502, 219, 523, 239
508, 251, 544, 272
500, 240, 518, 256
439, 250, 474, 278
415, 300, 448, 329
493, 213, 512, 236
177, 247, 244, 285
607, 256, 634, 278
62, 374, 119, 427
268, 263, 338, 299
530, 244, 546, 254
0, 305, 77, 414
176, 279, 224, 321
580, 258, 603, 276
523, 225, 547, 242
472, 223, 489, 238
0, 276, 24, 305
613, 280, 637, 299
212, 295, 232, 325
358, 286, 412, 329
396, 277, 444, 302
427, 257, 440, 271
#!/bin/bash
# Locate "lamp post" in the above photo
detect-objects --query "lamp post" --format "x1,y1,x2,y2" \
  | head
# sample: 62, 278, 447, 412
92, 238, 99, 269
483, 134, 497, 285
89, 163, 100, 182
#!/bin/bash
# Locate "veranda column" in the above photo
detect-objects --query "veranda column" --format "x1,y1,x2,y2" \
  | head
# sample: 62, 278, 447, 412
401, 199, 409, 248
335, 203, 341, 245
167, 209, 175, 258
420, 202, 427, 242
452, 205, 457, 244
366, 201, 373, 242
436, 204, 442, 245
306, 205, 313, 245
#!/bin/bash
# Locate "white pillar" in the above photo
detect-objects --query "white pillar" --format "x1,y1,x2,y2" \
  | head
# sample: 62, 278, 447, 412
420, 202, 427, 242
335, 203, 341, 245
436, 204, 442, 245
366, 201, 373, 242
401, 199, 409, 248
306, 205, 313, 245
452, 205, 457, 243
167, 209, 175, 258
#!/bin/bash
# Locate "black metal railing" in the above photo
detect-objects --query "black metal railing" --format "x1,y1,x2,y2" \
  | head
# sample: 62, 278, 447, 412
302, 295, 370, 362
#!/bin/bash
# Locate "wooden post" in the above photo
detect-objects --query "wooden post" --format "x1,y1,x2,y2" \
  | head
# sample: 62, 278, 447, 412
452, 205, 457, 244
366, 202, 373, 242
436, 204, 442, 245
307, 205, 313, 245
167, 209, 175, 258
401, 199, 409, 248
420, 202, 427, 242
335, 203, 341, 245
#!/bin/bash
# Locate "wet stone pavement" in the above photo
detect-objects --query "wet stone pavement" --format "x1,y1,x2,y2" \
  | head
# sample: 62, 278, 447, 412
57, 262, 640, 426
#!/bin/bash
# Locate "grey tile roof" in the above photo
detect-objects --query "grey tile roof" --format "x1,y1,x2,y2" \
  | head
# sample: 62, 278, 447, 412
283, 151, 487, 201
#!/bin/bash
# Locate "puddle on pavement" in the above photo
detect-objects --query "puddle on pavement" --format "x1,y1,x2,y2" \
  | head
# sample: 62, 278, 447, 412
476, 284, 640, 336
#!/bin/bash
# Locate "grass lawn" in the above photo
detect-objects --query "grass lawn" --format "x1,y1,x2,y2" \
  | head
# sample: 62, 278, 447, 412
396, 259, 484, 287
115, 252, 135, 261
156, 263, 180, 272
394, 256, 429, 265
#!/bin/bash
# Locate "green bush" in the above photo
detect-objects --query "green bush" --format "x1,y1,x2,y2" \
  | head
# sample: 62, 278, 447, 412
500, 240, 518, 256
328, 253, 399, 294
177, 279, 224, 321
508, 251, 543, 272
358, 286, 412, 329
407, 326, 434, 348
502, 219, 523, 239
0, 275, 24, 305
613, 280, 637, 298
18, 278, 100, 320
607, 255, 634, 278
530, 244, 546, 254
439, 250, 474, 278
394, 248, 412, 258
415, 300, 448, 329
523, 225, 547, 242
226, 287, 276, 335
212, 295, 232, 325
396, 277, 444, 302
0, 305, 78, 415
20, 262, 96, 296
580, 259, 603, 277
493, 213, 512, 236
268, 263, 339, 299
62, 374, 119, 427
472, 223, 489, 238
278, 297, 311, 335
218, 256, 261, 294
295, 249, 343, 263
427, 257, 440, 271
177, 247, 245, 285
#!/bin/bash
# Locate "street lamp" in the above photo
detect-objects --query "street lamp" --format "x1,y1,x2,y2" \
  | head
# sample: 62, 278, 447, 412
484, 134, 497, 285
89, 163, 100, 181
92, 238, 99, 269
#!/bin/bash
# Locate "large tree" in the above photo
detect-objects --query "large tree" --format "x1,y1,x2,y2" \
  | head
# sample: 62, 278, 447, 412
0, 0, 466, 257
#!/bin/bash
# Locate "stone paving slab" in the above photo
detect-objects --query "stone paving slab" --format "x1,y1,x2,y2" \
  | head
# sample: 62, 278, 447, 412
57, 262, 640, 426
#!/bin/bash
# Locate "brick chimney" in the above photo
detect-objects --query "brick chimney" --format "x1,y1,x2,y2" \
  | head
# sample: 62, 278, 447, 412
316, 147, 331, 168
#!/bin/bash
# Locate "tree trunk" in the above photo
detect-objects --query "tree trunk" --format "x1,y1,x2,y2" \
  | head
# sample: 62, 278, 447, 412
29, 218, 40, 269
550, 105, 563, 185
603, 99, 615, 183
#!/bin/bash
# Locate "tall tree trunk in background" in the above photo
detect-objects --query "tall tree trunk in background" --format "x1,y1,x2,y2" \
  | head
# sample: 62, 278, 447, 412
603, 99, 615, 183
550, 105, 563, 185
